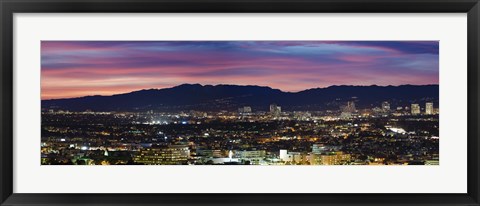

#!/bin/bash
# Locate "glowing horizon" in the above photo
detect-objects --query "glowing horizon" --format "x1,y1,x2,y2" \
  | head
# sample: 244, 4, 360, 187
41, 41, 439, 100
41, 83, 440, 101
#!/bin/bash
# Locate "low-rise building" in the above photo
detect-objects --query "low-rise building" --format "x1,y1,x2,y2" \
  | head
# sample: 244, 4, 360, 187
134, 144, 189, 165
310, 152, 351, 165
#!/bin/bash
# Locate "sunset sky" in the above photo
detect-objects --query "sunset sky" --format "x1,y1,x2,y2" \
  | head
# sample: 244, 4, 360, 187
41, 41, 439, 100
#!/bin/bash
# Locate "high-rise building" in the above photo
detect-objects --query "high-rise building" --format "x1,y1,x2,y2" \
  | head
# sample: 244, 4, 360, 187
425, 102, 434, 115
270, 104, 276, 113
269, 104, 281, 115
341, 101, 356, 113
411, 104, 421, 115
381, 101, 390, 112
238, 106, 252, 113
293, 111, 312, 120
339, 101, 356, 119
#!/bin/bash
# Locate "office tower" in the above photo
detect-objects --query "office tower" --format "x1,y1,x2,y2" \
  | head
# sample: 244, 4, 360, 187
411, 104, 421, 115
382, 101, 390, 112
269, 104, 281, 115
238, 106, 252, 113
425, 102, 433, 115
342, 101, 356, 113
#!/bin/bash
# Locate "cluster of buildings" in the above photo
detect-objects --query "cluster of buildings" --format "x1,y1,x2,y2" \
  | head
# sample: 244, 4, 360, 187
129, 143, 352, 165
41, 100, 439, 166
238, 106, 252, 114
279, 144, 351, 165
236, 102, 437, 119
341, 101, 437, 117
411, 102, 435, 115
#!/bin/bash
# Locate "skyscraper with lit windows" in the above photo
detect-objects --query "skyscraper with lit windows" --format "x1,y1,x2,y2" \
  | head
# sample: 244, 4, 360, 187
382, 101, 391, 112
411, 104, 421, 115
426, 102, 434, 115
269, 104, 281, 115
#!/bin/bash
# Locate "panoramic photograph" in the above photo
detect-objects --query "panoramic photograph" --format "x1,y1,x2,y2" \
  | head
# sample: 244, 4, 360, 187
41, 41, 439, 165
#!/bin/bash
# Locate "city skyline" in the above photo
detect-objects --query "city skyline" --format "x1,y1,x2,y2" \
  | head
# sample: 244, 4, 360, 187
41, 40, 439, 166
42, 99, 440, 165
41, 41, 439, 100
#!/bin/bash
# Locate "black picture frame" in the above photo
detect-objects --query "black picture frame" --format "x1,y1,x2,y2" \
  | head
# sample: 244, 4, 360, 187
1, 0, 479, 205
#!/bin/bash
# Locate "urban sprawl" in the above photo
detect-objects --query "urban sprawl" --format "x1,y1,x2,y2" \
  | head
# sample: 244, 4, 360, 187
41, 101, 439, 165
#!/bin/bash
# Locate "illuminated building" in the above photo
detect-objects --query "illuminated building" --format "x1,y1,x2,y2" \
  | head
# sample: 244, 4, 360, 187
234, 150, 265, 159
310, 152, 351, 165
368, 157, 386, 165
233, 150, 266, 164
133, 145, 190, 165
341, 101, 356, 113
196, 149, 224, 158
238, 106, 252, 113
279, 149, 289, 161
204, 157, 239, 164
41, 105, 440, 166
425, 102, 434, 115
382, 101, 390, 112
269, 104, 277, 113
340, 101, 356, 119
312, 144, 327, 154
411, 104, 421, 115
279, 149, 308, 164
293, 111, 312, 120
425, 160, 439, 165
269, 104, 281, 115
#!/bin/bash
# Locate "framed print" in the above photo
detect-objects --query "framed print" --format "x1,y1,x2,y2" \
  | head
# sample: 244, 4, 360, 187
1, 0, 479, 205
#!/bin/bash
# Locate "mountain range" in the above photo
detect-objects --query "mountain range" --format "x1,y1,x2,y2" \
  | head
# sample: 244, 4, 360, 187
42, 84, 439, 112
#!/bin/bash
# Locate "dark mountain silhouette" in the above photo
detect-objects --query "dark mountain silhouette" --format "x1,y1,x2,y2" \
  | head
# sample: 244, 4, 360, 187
42, 84, 439, 112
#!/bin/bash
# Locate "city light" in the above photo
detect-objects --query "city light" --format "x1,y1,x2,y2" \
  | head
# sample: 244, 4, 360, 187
41, 101, 439, 166
39, 41, 439, 166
